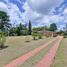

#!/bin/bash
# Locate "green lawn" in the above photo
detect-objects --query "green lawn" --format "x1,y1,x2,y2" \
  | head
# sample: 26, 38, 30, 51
0, 36, 53, 67
51, 38, 67, 67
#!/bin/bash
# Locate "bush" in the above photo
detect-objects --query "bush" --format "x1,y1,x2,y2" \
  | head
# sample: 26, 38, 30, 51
22, 30, 28, 35
63, 35, 67, 38
0, 32, 6, 48
44, 34, 50, 37
32, 32, 38, 40
25, 35, 30, 42
38, 33, 43, 39
32, 32, 43, 40
63, 32, 67, 38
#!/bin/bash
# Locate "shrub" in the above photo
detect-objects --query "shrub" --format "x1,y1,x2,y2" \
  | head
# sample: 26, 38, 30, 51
0, 32, 6, 48
32, 32, 38, 40
44, 34, 50, 37
25, 35, 30, 42
63, 32, 67, 38
38, 33, 43, 39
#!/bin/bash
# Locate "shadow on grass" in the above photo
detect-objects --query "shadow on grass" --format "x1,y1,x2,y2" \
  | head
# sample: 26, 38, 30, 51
25, 41, 30, 42
0, 46, 8, 50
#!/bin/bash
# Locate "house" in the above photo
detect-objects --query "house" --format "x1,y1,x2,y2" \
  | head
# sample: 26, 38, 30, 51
38, 30, 57, 37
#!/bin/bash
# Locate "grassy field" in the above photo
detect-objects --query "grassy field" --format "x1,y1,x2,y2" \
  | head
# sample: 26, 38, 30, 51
0, 36, 53, 67
19, 38, 57, 67
51, 38, 67, 67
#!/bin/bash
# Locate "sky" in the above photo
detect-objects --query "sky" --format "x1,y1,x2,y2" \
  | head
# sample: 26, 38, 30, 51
0, 0, 67, 30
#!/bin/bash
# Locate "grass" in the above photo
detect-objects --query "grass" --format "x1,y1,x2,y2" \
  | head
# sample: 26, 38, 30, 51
0, 36, 53, 67
19, 38, 57, 67
51, 38, 67, 67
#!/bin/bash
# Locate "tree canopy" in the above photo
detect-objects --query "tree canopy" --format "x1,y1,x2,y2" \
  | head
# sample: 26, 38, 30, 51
49, 23, 57, 32
0, 11, 11, 33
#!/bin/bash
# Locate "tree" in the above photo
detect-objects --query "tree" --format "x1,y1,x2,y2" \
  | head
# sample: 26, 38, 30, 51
33, 26, 45, 31
63, 23, 67, 37
57, 30, 64, 35
66, 23, 67, 32
16, 23, 27, 36
0, 11, 10, 48
28, 21, 32, 35
0, 11, 11, 33
44, 26, 50, 31
9, 27, 17, 36
49, 23, 57, 32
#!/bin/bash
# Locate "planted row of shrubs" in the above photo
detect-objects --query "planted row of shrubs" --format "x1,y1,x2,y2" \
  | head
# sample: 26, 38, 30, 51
25, 32, 43, 42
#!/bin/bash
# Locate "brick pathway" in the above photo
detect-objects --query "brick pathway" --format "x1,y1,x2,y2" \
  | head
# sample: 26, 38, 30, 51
36, 36, 63, 67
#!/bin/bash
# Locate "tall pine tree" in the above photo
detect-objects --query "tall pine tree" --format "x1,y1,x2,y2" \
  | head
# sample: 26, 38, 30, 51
28, 21, 32, 35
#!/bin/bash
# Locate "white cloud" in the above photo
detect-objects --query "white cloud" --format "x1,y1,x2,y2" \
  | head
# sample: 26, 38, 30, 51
0, 0, 66, 30
23, 0, 64, 25
0, 2, 8, 12
50, 15, 64, 23
22, 0, 66, 31
23, 2, 43, 23
0, 1, 24, 25
63, 8, 67, 15
58, 25, 65, 31
63, 8, 67, 23
7, 3, 23, 23
27, 0, 63, 14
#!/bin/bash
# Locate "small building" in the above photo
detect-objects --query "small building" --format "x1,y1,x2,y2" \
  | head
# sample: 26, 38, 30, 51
41, 30, 57, 37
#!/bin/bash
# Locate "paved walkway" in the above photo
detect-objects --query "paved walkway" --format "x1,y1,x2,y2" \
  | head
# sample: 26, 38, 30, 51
4, 36, 59, 67
36, 36, 63, 67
